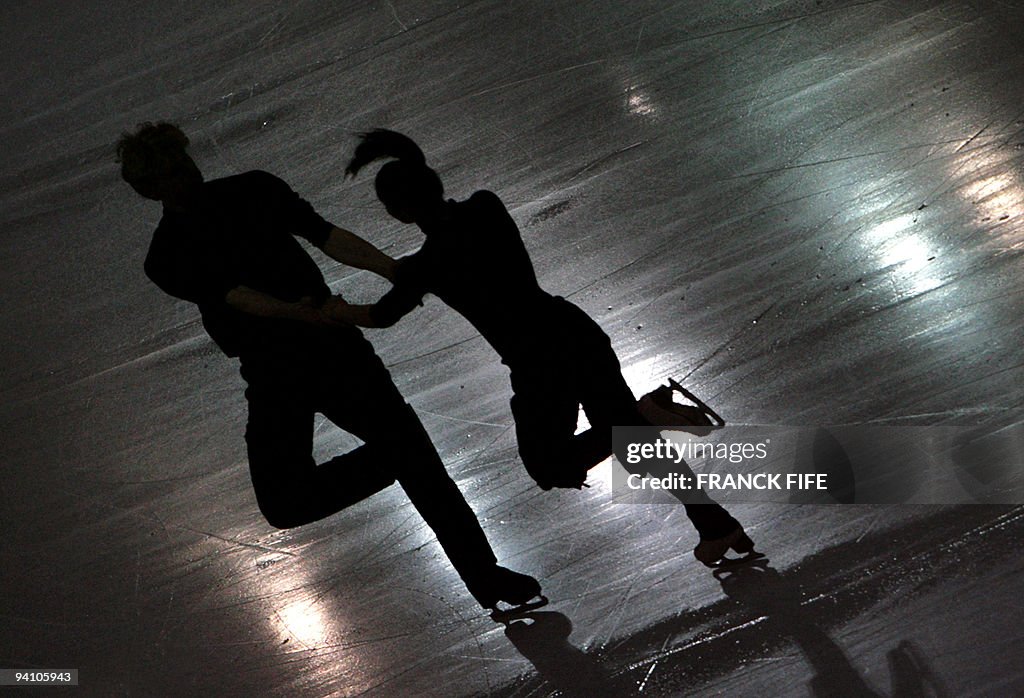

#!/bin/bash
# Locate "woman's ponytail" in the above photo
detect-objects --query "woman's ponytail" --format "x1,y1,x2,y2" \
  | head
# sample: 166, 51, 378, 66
347, 129, 444, 212
346, 129, 427, 177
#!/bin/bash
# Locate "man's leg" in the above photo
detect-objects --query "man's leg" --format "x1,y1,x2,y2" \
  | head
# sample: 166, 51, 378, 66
317, 350, 538, 607
244, 381, 396, 529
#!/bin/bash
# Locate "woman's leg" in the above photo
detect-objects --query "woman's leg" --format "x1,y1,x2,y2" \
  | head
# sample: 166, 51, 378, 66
509, 300, 640, 488
510, 383, 597, 490
550, 307, 753, 559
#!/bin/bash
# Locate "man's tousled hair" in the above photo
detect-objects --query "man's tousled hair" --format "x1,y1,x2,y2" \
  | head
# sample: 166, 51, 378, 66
116, 122, 190, 185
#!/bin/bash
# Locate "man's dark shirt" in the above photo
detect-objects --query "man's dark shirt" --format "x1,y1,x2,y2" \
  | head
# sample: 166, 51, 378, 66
370, 190, 560, 365
144, 170, 334, 358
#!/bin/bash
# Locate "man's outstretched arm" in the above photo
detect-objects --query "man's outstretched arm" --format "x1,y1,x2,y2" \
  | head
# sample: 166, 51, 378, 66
318, 226, 398, 281
225, 286, 341, 327
322, 283, 422, 329
258, 171, 396, 280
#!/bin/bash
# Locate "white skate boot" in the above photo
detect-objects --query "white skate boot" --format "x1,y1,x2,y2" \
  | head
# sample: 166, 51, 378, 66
637, 378, 724, 432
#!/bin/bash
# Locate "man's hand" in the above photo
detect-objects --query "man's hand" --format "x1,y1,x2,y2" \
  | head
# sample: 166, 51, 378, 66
321, 295, 350, 313
295, 296, 349, 328
320, 295, 356, 324
225, 286, 347, 327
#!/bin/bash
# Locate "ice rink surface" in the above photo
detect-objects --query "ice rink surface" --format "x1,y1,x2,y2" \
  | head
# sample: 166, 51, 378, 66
2, 1, 1023, 695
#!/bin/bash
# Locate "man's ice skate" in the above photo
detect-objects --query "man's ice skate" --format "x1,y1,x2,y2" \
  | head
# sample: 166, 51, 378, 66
693, 525, 756, 567
637, 378, 724, 434
525, 460, 590, 491
466, 565, 548, 620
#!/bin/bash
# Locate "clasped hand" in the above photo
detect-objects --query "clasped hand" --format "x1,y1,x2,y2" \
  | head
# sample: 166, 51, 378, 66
296, 295, 352, 327
318, 295, 357, 324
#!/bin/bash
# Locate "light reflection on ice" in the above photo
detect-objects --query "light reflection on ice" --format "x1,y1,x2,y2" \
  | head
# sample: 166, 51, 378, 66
276, 596, 328, 649
961, 172, 1022, 227
620, 355, 661, 395
624, 82, 659, 119
861, 163, 1022, 297
862, 215, 940, 295
882, 236, 931, 273
863, 213, 917, 244
627, 88, 657, 117
262, 562, 335, 651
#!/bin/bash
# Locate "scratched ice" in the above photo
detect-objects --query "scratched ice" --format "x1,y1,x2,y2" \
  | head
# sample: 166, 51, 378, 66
1, 1, 1022, 695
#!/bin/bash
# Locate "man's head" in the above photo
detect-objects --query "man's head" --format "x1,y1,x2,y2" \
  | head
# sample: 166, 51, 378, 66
116, 122, 202, 204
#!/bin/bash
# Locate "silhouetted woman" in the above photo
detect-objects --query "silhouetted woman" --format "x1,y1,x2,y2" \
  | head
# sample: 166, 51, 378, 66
331, 130, 753, 565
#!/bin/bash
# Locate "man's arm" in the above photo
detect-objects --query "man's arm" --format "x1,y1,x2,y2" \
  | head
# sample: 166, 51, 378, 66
322, 282, 423, 329
254, 171, 398, 281
322, 298, 382, 328
318, 226, 398, 282
225, 286, 341, 327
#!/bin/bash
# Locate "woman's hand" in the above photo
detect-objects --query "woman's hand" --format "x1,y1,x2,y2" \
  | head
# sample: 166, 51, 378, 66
320, 295, 355, 324
320, 294, 382, 328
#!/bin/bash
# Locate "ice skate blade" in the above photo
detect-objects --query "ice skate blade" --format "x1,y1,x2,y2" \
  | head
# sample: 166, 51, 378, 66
693, 527, 755, 567
488, 595, 549, 623
709, 551, 766, 569
637, 380, 724, 433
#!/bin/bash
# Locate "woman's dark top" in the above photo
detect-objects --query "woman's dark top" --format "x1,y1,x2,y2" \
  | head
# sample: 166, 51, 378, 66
370, 190, 588, 367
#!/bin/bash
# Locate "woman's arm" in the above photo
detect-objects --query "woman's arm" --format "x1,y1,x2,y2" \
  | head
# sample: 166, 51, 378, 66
322, 282, 424, 328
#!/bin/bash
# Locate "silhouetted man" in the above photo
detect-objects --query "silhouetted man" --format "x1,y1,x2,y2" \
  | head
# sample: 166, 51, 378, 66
116, 122, 539, 611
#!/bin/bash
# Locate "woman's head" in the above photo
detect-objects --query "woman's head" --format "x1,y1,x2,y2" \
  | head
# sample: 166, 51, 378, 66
346, 129, 443, 223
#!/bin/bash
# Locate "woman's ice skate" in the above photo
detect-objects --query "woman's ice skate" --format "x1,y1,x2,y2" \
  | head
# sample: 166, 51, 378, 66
637, 378, 725, 434
693, 525, 756, 567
